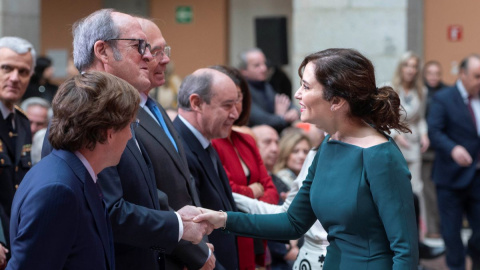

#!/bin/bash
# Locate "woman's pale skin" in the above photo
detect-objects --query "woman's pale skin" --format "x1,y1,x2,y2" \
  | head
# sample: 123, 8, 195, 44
286, 139, 310, 175
194, 61, 388, 227
396, 57, 430, 153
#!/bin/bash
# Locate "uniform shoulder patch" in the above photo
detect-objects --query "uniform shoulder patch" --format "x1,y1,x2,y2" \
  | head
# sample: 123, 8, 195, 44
14, 105, 28, 118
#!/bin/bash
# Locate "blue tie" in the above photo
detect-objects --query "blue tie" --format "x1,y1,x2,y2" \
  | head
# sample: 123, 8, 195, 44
145, 98, 178, 152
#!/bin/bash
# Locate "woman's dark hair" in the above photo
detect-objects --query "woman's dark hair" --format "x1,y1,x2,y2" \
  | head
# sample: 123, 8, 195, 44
208, 65, 251, 126
49, 71, 140, 152
298, 48, 410, 134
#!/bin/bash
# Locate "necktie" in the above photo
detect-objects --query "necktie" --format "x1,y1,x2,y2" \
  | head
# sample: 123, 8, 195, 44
145, 98, 178, 152
206, 144, 219, 176
468, 96, 478, 133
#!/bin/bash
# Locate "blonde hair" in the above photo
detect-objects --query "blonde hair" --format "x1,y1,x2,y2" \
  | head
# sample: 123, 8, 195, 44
392, 51, 425, 99
273, 129, 311, 174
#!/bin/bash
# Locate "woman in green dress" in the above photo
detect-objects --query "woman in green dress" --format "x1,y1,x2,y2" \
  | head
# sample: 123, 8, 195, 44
194, 48, 419, 270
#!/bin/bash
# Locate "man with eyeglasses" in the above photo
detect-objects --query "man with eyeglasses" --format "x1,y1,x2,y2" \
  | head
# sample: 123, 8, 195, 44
135, 18, 216, 270
41, 9, 213, 270
0, 36, 35, 269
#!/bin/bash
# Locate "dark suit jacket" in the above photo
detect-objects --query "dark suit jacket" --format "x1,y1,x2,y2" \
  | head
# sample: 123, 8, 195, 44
428, 84, 480, 188
7, 149, 114, 270
135, 105, 209, 269
173, 117, 239, 270
0, 106, 32, 251
98, 139, 179, 270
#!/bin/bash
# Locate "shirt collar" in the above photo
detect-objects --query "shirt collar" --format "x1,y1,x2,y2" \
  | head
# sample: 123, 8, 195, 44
139, 92, 148, 108
457, 80, 470, 103
178, 114, 210, 149
74, 151, 97, 183
0, 101, 14, 120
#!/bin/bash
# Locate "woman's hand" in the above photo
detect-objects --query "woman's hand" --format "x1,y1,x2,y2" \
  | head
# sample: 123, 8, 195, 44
394, 134, 410, 149
193, 207, 228, 230
248, 182, 265, 199
420, 134, 430, 153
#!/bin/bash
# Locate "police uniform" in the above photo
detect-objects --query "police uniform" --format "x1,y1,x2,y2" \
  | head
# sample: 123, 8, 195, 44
0, 104, 32, 245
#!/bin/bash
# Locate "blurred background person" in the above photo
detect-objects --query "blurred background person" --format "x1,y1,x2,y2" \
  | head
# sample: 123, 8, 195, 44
211, 65, 278, 269
391, 51, 445, 262
424, 60, 449, 110
20, 97, 51, 137
238, 48, 299, 133
20, 97, 52, 165
22, 56, 58, 103
273, 129, 311, 189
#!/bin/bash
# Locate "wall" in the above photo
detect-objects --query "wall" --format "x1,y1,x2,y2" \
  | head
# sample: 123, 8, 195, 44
151, 0, 228, 78
0, 0, 40, 53
424, 0, 480, 84
292, 0, 408, 85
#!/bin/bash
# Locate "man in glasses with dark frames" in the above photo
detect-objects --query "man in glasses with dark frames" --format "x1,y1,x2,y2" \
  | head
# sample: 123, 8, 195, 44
41, 9, 213, 270
135, 18, 217, 270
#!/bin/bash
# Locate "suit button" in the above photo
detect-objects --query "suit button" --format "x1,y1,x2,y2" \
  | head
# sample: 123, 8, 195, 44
15, 166, 18, 172
15, 184, 19, 189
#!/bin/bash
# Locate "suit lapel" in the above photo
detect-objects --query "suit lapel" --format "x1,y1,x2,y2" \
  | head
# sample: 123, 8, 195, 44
126, 139, 160, 209
452, 86, 478, 135
53, 149, 114, 270
174, 118, 234, 210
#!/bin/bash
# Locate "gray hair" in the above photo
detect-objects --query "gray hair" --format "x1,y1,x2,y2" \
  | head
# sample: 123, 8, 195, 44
0, 36, 36, 73
72, 9, 120, 71
20, 97, 53, 120
177, 73, 213, 110
237, 48, 263, 70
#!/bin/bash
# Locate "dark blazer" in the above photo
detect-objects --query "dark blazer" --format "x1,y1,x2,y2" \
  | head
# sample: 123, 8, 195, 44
0, 106, 32, 218
173, 117, 239, 270
428, 84, 480, 188
98, 139, 179, 270
7, 149, 114, 270
135, 105, 209, 269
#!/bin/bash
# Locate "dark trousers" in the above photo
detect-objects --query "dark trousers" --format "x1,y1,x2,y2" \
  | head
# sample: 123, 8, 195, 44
436, 171, 480, 270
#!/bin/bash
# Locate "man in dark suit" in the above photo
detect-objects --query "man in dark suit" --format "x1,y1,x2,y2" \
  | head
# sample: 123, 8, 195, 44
428, 54, 480, 270
173, 68, 240, 270
42, 10, 212, 270
238, 48, 298, 132
134, 18, 214, 269
0, 36, 35, 268
8, 71, 139, 270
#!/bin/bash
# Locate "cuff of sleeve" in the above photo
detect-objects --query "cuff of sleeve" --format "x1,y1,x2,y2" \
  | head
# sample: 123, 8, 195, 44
175, 212, 183, 242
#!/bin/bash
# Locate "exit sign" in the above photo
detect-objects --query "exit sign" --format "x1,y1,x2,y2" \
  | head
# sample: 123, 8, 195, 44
176, 6, 193, 24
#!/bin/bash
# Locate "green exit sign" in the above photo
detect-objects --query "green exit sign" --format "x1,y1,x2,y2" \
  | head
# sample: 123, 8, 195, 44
176, 6, 193, 24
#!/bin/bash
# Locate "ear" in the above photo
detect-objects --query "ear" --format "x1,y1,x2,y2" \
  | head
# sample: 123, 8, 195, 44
330, 96, 347, 112
189, 94, 203, 112
93, 40, 110, 64
105, 128, 115, 144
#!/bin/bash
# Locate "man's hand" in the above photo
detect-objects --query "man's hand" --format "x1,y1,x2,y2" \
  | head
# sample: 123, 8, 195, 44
451, 145, 473, 167
275, 94, 291, 116
200, 243, 216, 270
283, 108, 299, 123
0, 243, 8, 269
248, 182, 264, 199
178, 206, 214, 244
394, 134, 410, 149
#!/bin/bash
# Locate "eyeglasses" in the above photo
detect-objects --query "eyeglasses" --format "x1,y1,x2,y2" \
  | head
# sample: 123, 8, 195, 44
152, 46, 171, 61
130, 119, 140, 131
105, 38, 151, 56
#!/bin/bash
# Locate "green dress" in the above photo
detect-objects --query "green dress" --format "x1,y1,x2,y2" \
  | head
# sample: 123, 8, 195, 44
226, 135, 418, 270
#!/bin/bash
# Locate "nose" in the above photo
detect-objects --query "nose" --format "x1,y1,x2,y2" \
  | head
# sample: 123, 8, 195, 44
160, 54, 171, 64
230, 105, 239, 120
143, 48, 153, 62
9, 69, 20, 82
294, 87, 302, 100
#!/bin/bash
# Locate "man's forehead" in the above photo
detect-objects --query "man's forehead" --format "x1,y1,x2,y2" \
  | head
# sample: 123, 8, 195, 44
0, 48, 33, 68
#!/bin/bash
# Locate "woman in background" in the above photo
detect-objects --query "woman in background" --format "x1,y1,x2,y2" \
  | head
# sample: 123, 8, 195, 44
195, 48, 418, 269
273, 130, 311, 189
211, 65, 279, 269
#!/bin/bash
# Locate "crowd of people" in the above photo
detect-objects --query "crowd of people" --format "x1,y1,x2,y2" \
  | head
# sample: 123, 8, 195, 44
0, 7, 479, 270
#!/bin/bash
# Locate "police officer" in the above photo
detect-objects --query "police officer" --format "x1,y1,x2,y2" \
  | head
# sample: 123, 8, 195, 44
0, 36, 35, 266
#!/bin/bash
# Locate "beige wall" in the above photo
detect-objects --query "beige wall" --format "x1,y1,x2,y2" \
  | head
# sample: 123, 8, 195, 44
424, 0, 480, 84
151, 0, 228, 78
41, 0, 228, 79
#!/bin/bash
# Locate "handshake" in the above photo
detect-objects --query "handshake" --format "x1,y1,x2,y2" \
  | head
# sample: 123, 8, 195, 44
177, 206, 228, 244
